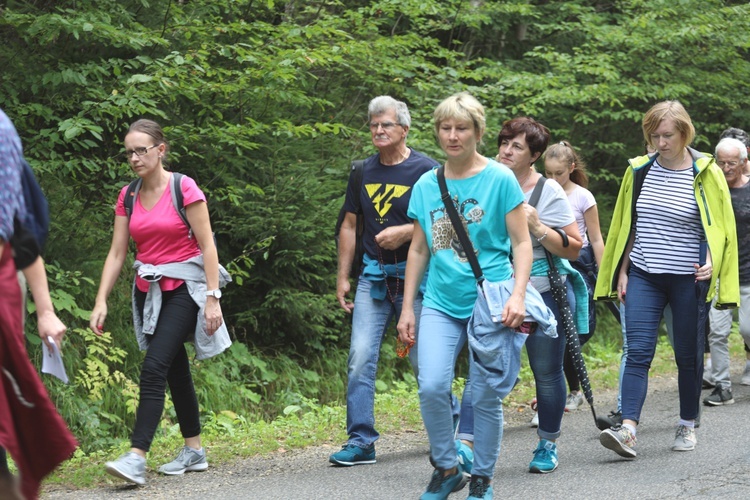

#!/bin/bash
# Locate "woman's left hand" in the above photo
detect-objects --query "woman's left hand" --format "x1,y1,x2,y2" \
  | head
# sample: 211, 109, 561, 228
205, 297, 223, 336
523, 203, 542, 234
694, 262, 713, 282
501, 293, 526, 329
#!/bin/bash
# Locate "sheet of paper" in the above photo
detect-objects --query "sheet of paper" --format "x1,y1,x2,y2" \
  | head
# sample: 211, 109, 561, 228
42, 336, 69, 384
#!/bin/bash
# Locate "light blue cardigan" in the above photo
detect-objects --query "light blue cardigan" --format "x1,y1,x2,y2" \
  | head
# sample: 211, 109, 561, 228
132, 255, 232, 360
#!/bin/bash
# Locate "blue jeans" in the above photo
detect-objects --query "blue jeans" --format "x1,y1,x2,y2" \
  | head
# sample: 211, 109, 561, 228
417, 308, 469, 472
527, 289, 570, 441
616, 302, 673, 411
458, 288, 571, 443
622, 267, 704, 423
345, 276, 421, 448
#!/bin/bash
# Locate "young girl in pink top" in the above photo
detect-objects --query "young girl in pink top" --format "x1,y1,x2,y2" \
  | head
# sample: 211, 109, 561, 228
91, 119, 226, 485
544, 141, 604, 412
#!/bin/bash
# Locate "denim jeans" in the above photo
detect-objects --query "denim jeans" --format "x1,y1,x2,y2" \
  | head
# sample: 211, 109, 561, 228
527, 289, 570, 441
622, 267, 704, 423
345, 276, 421, 448
132, 284, 201, 452
417, 307, 468, 472
459, 287, 570, 443
616, 302, 674, 411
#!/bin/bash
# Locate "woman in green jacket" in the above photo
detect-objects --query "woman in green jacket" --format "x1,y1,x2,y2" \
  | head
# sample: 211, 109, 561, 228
595, 100, 738, 460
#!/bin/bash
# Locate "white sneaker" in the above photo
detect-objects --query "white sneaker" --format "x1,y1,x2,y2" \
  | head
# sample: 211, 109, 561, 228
741, 362, 750, 386
565, 392, 584, 412
530, 411, 539, 428
671, 425, 697, 451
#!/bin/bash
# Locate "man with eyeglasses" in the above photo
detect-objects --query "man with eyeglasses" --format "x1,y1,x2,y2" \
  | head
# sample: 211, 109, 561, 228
703, 137, 750, 406
719, 127, 750, 175
330, 95, 446, 467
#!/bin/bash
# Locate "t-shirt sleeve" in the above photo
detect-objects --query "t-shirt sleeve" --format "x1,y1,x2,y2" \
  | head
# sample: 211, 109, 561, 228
539, 180, 576, 228
501, 167, 525, 215
114, 184, 129, 217
181, 175, 207, 207
578, 186, 597, 213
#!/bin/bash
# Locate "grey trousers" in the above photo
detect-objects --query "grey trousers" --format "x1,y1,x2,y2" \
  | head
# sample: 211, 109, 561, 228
707, 283, 750, 388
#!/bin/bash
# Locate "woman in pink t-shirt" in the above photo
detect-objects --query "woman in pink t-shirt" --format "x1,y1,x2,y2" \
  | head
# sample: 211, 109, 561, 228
90, 119, 223, 486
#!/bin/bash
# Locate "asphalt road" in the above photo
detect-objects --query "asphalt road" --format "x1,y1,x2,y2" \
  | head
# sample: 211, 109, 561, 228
44, 373, 750, 499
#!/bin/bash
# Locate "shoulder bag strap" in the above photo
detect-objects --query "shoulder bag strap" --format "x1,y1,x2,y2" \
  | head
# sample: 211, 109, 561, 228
437, 166, 484, 283
526, 176, 560, 269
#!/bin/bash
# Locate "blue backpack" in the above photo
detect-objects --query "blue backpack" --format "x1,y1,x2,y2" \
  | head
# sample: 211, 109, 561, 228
20, 158, 50, 250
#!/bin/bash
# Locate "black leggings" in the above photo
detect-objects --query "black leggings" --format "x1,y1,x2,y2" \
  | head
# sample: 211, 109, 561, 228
131, 284, 200, 452
564, 334, 592, 392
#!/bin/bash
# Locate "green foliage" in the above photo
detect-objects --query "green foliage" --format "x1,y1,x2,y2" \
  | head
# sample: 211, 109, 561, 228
5, 0, 750, 453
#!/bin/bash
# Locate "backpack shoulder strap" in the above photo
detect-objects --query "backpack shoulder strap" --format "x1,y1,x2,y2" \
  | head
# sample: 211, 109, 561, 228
124, 178, 142, 219
169, 172, 191, 231
351, 160, 365, 214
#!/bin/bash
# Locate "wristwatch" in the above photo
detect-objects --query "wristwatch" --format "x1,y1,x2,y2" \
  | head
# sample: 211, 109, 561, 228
206, 289, 222, 299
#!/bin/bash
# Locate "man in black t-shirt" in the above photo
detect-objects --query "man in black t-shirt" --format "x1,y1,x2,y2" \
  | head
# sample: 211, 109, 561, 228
330, 96, 445, 467
704, 137, 750, 406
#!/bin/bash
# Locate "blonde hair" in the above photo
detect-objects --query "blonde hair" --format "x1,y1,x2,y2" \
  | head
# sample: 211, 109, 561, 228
642, 100, 695, 151
543, 140, 589, 188
433, 92, 486, 139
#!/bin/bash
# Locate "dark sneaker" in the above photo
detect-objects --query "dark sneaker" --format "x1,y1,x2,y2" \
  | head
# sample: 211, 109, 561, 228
105, 452, 146, 485
595, 410, 622, 431
599, 425, 636, 459
420, 467, 468, 500
529, 439, 558, 473
703, 386, 735, 406
158, 446, 208, 475
467, 475, 493, 500
328, 443, 376, 466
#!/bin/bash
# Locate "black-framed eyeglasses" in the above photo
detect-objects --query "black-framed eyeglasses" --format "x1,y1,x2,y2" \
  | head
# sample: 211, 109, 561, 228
123, 145, 158, 158
369, 121, 400, 131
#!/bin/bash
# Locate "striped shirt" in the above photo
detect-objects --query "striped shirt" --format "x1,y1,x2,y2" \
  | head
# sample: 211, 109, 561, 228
630, 160, 702, 274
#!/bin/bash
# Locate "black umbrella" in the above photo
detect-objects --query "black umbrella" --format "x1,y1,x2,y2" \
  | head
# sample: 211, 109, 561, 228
545, 250, 598, 427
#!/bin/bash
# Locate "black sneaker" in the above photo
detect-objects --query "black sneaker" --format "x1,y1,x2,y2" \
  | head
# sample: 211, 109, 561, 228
596, 410, 622, 431
702, 386, 735, 406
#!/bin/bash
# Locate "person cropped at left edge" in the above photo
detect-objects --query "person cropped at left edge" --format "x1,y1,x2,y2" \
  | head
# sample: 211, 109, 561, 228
90, 119, 231, 486
0, 107, 77, 500
330, 96, 452, 467
596, 100, 738, 459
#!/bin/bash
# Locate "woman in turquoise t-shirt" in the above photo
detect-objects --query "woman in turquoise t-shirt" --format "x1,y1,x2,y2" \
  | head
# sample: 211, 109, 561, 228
397, 93, 532, 500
